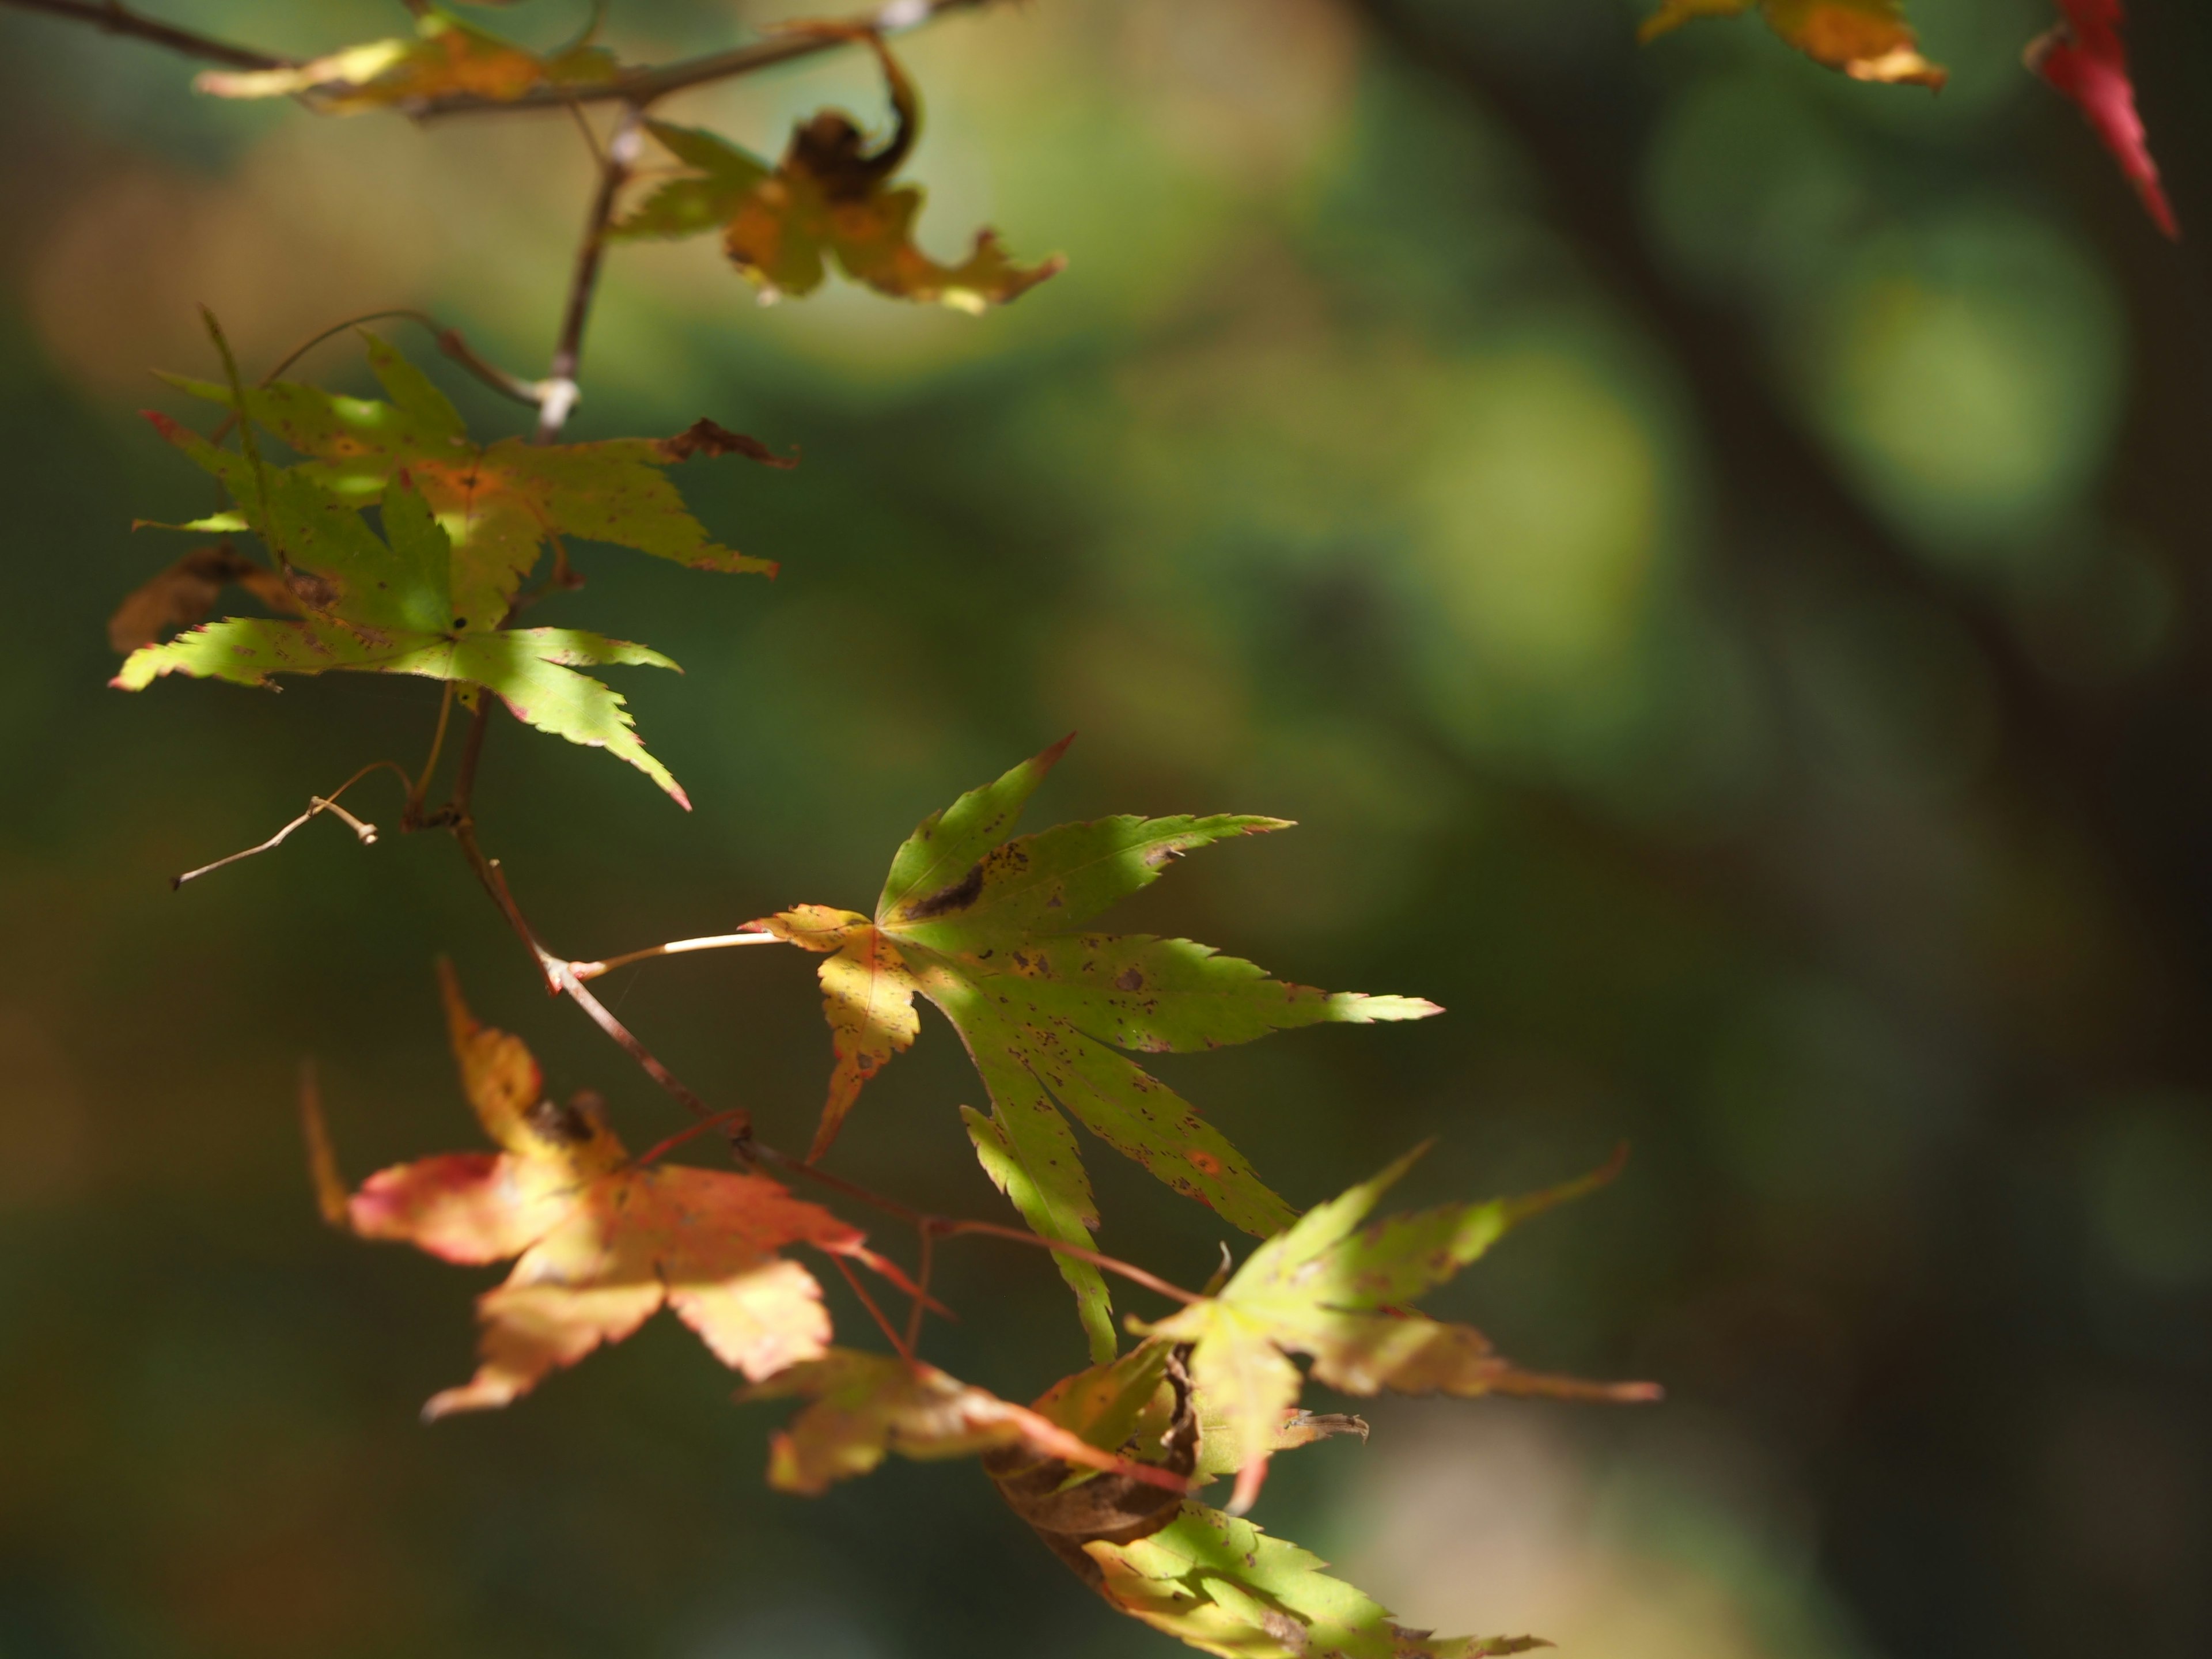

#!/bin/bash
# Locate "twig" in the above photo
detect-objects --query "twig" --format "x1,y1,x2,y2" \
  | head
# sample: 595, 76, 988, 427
1, 0, 287, 71
569, 931, 783, 980
172, 760, 407, 889
537, 105, 642, 442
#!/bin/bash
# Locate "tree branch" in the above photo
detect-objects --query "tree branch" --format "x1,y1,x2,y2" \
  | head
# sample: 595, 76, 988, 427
1, 0, 287, 70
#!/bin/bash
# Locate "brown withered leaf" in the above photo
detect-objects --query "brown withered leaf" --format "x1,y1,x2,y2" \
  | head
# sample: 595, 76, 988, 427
1641, 0, 1946, 88
107, 542, 297, 653
611, 33, 1062, 312
657, 419, 800, 467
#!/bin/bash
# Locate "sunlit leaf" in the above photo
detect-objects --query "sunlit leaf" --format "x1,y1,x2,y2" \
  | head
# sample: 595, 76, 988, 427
1089, 1502, 1550, 1659
756, 740, 1440, 1359
610, 36, 1063, 312
164, 332, 781, 632
1142, 1147, 1658, 1513
742, 1347, 1191, 1496
195, 6, 617, 113
1641, 0, 1947, 88
303, 965, 901, 1416
2028, 1, 2176, 238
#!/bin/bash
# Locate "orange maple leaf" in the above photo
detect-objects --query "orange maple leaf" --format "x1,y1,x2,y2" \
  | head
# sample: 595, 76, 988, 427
305, 963, 903, 1418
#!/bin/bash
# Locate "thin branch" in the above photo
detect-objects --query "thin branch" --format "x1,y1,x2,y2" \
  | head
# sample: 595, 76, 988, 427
415, 0, 994, 120
537, 104, 642, 442
172, 760, 408, 889
569, 931, 784, 981
1, 0, 287, 71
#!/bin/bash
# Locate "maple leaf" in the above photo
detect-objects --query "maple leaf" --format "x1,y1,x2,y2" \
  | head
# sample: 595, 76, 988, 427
195, 6, 618, 114
304, 964, 900, 1418
1641, 0, 1947, 88
753, 738, 1441, 1361
990, 1339, 1368, 1585
1141, 1146, 1660, 1514
2027, 1, 2177, 238
111, 438, 692, 801
164, 331, 783, 632
609, 35, 1063, 312
1089, 1501, 1549, 1659
741, 1346, 1192, 1497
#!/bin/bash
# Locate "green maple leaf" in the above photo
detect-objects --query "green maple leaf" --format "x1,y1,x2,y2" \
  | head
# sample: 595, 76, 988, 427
1090, 1502, 1548, 1659
1142, 1146, 1660, 1513
608, 36, 1062, 313
113, 424, 693, 802
755, 740, 1440, 1361
1640, 0, 1945, 86
161, 331, 782, 631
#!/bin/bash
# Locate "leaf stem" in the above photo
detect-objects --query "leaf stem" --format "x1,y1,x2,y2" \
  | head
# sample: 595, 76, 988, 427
828, 1253, 913, 1361
569, 931, 785, 980
404, 681, 457, 830
752, 1146, 1203, 1308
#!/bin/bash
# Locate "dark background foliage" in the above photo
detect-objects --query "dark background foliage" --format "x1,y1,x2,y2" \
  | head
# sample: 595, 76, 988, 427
1, 2, 2207, 1656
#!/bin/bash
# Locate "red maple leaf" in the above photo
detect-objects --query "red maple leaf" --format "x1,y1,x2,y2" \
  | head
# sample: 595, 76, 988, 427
2029, 0, 2177, 238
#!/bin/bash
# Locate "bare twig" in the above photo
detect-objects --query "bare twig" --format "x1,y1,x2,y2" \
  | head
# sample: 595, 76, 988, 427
538, 104, 642, 441
172, 760, 408, 889
569, 930, 784, 980
904, 1223, 937, 1351
1, 0, 287, 71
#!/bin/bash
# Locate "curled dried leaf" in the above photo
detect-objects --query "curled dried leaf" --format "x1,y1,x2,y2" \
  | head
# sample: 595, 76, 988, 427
107, 541, 296, 653
1641, 0, 1946, 89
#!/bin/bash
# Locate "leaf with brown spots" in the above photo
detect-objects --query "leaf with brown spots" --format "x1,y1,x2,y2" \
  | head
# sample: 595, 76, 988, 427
609, 36, 1062, 313
164, 330, 782, 632
755, 740, 1440, 1359
195, 6, 619, 115
300, 965, 903, 1418
1640, 0, 1946, 88
1142, 1145, 1658, 1514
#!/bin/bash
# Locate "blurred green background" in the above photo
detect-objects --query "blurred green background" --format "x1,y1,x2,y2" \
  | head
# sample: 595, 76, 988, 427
3, 1, 2209, 1656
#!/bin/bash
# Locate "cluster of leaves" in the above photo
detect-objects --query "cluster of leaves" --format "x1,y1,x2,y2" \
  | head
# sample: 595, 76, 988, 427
309, 955, 1650, 1657
89, 0, 2181, 1650
1645, 0, 2176, 236
755, 738, 1441, 1359
606, 31, 1065, 311
111, 328, 786, 804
